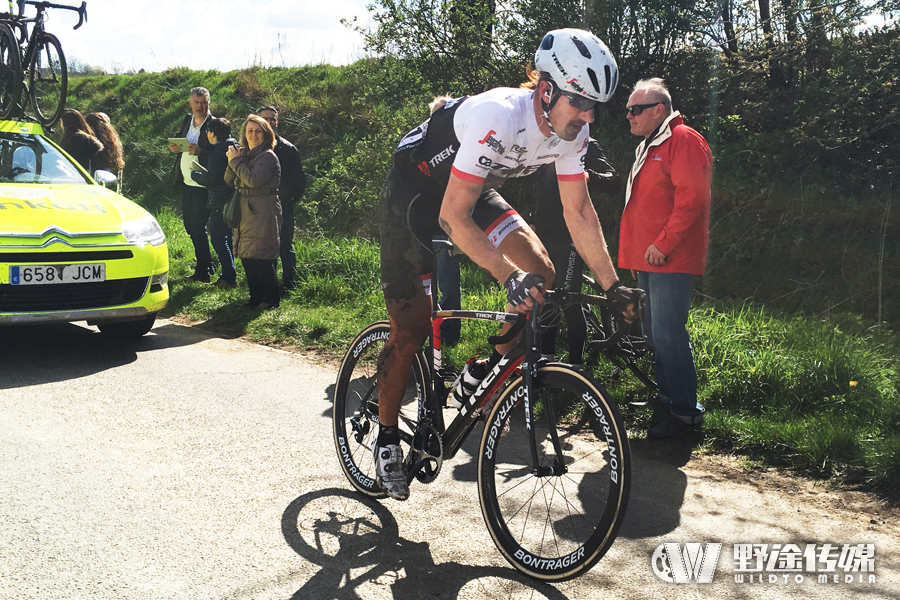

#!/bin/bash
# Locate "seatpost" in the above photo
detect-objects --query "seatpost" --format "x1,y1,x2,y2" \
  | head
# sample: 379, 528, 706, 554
430, 237, 452, 401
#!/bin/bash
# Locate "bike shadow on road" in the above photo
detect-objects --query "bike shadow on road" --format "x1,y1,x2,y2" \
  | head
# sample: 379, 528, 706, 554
280, 487, 576, 600
320, 379, 694, 542
616, 436, 694, 540
441, 418, 695, 542
0, 320, 211, 389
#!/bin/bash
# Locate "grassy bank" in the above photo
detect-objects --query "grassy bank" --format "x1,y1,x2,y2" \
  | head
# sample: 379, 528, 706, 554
64, 61, 900, 327
159, 211, 900, 500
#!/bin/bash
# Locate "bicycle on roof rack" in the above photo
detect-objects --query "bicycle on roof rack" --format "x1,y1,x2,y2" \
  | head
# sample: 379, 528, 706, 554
0, 0, 87, 125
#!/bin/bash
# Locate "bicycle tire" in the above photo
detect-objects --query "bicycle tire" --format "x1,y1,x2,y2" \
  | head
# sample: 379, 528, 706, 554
478, 364, 631, 581
28, 31, 66, 125
0, 23, 21, 119
333, 321, 428, 499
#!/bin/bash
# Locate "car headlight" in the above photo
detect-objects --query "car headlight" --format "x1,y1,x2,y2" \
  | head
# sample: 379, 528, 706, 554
123, 215, 166, 246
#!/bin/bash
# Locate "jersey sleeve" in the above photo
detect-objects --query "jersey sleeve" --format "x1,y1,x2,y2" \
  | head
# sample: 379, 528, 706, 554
554, 129, 590, 181
449, 102, 515, 185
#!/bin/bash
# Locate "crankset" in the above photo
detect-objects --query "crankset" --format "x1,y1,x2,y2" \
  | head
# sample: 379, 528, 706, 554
409, 424, 443, 484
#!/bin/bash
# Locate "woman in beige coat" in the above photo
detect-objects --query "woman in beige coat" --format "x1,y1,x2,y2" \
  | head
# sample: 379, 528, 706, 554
225, 115, 282, 308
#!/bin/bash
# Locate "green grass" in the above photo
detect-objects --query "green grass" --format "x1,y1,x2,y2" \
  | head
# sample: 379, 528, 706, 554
691, 304, 900, 495
158, 213, 900, 500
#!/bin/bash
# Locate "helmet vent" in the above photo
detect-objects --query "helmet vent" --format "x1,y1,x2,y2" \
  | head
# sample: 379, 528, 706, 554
540, 34, 554, 50
608, 66, 618, 95
571, 35, 592, 59
588, 68, 601, 94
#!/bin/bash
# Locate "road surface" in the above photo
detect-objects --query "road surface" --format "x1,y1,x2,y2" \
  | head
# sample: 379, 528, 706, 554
1, 319, 897, 599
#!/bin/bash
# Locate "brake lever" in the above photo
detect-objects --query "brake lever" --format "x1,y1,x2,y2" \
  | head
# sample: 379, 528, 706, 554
73, 0, 85, 29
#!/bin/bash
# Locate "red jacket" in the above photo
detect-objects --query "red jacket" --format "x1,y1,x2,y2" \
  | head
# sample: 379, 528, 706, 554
618, 113, 712, 275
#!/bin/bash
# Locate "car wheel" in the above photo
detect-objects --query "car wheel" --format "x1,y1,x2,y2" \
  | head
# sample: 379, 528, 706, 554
97, 313, 157, 338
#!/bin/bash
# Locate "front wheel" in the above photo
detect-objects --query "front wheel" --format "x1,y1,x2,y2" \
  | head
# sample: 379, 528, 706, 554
332, 322, 428, 498
478, 365, 631, 581
29, 32, 66, 126
0, 23, 21, 119
96, 313, 157, 338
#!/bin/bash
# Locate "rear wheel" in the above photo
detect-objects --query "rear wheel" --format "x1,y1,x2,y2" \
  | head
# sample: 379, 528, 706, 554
29, 32, 66, 125
333, 322, 428, 498
0, 23, 21, 119
478, 365, 631, 581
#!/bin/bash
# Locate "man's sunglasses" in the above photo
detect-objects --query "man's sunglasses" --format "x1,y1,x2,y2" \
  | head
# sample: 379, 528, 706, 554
560, 90, 598, 112
626, 102, 662, 116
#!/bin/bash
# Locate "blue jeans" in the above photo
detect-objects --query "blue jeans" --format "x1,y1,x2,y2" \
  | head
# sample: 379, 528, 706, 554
436, 245, 461, 345
637, 271, 704, 421
207, 207, 236, 283
280, 201, 297, 289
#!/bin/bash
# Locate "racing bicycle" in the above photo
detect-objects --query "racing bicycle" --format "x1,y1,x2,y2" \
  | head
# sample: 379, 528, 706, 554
333, 253, 635, 581
0, 0, 87, 124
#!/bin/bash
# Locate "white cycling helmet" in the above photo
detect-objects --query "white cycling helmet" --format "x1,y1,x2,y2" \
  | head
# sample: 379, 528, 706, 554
534, 28, 618, 103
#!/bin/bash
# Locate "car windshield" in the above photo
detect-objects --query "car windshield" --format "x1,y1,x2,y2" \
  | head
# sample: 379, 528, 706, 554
0, 133, 91, 184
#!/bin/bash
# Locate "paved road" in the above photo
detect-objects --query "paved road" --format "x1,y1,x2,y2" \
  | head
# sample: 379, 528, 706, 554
1, 319, 897, 599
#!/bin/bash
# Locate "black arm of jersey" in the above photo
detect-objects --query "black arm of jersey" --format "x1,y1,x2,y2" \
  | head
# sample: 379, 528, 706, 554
584, 139, 623, 196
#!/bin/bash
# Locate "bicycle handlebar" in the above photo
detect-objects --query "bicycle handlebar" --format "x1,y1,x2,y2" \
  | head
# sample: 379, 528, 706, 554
487, 313, 526, 345
544, 288, 642, 311
24, 0, 86, 29
543, 287, 645, 349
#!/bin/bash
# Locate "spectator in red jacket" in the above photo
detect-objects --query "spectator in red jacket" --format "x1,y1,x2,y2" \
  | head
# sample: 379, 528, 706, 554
619, 78, 712, 439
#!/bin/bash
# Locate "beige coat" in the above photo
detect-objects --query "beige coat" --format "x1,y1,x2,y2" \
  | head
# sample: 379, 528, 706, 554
225, 145, 281, 260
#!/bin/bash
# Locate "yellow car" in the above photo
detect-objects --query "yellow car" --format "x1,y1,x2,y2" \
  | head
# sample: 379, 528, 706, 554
0, 120, 168, 337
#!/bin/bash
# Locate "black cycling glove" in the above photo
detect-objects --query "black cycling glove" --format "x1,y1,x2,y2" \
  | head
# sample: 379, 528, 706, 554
604, 281, 641, 305
503, 270, 545, 307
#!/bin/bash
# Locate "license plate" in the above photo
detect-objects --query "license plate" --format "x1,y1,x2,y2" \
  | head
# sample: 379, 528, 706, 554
10, 264, 106, 285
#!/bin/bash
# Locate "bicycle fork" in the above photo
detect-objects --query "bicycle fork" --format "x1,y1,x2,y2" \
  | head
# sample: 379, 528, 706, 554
524, 304, 568, 478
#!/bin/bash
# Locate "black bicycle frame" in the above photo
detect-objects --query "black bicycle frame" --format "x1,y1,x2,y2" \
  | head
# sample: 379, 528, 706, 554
410, 267, 574, 483
425, 307, 522, 461
13, 1, 85, 52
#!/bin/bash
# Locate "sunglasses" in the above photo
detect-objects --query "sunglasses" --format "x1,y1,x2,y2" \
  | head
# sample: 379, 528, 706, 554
626, 102, 662, 116
560, 90, 598, 112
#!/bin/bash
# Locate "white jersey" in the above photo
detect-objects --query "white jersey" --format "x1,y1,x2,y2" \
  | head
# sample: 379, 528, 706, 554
395, 88, 589, 189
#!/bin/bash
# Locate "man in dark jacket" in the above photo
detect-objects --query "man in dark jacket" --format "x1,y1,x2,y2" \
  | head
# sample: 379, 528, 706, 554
169, 87, 215, 282
533, 138, 623, 366
191, 117, 238, 288
259, 106, 307, 292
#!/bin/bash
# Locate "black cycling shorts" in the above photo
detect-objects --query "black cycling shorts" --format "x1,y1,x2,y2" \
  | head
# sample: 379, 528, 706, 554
379, 166, 526, 302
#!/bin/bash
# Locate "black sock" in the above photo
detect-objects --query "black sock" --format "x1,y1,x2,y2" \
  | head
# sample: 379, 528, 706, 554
378, 425, 401, 447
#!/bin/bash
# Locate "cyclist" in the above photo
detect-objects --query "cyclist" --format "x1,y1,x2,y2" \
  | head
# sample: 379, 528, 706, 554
375, 28, 639, 501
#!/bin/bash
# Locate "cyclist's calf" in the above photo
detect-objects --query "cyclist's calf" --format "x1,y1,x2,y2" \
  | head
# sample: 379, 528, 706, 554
377, 296, 432, 427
